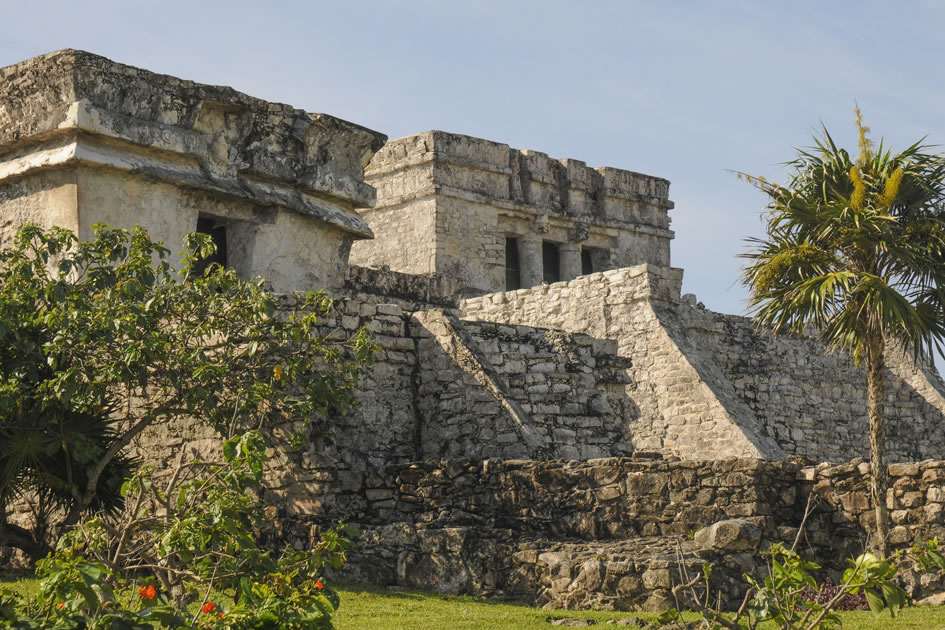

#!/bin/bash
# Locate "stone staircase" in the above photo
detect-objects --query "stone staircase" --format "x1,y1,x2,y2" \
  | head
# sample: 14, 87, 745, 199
411, 309, 634, 461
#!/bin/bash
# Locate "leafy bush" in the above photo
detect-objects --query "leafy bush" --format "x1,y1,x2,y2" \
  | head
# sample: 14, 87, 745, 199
0, 224, 372, 559
1, 431, 354, 628
672, 543, 908, 630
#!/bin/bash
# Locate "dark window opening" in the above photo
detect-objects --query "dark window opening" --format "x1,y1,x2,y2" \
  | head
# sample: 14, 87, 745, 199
581, 248, 593, 275
192, 216, 228, 277
542, 241, 560, 284
505, 237, 521, 290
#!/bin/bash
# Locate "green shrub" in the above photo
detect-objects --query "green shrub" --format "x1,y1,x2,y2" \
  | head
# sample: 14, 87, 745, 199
1, 431, 354, 628
0, 223, 371, 559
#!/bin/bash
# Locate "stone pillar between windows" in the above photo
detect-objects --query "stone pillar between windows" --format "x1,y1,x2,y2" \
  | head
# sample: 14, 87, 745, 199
518, 234, 543, 288
559, 243, 581, 282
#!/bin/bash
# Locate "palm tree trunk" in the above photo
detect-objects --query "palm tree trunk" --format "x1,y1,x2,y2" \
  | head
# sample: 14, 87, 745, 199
866, 334, 889, 558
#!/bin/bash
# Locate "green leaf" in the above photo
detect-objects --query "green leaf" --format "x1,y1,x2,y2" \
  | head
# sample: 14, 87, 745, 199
343, 523, 360, 538
76, 562, 105, 583
223, 437, 238, 462
865, 588, 884, 614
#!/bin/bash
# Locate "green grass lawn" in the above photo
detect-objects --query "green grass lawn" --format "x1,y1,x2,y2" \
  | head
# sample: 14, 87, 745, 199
333, 581, 674, 629
5, 571, 945, 629
332, 581, 945, 630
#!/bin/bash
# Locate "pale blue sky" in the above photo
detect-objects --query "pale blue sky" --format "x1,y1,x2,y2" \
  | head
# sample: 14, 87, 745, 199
3, 1, 945, 332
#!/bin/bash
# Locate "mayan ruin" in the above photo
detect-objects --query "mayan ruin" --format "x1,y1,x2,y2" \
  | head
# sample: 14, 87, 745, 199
3, 49, 945, 614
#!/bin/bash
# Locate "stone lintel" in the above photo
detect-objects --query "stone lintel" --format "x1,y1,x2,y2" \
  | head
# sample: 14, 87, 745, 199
367, 130, 674, 210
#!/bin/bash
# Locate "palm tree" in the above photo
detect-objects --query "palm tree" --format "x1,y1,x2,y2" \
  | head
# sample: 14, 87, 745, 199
740, 111, 945, 557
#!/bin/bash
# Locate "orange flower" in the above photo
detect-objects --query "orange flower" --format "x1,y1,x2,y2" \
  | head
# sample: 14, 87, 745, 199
56, 601, 65, 610
201, 601, 216, 614
139, 584, 156, 600
219, 612, 224, 620
315, 579, 324, 590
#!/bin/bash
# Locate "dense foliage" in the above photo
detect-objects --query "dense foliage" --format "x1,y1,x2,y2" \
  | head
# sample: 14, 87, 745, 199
0, 223, 372, 557
0, 431, 354, 628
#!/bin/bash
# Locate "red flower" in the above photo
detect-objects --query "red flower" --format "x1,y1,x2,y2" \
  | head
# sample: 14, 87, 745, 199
56, 601, 65, 610
139, 584, 156, 600
315, 579, 324, 590
219, 612, 224, 620
202, 601, 216, 614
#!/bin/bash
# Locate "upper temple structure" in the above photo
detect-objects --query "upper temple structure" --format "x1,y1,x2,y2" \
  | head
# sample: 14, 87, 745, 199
349, 131, 674, 293
0, 49, 386, 292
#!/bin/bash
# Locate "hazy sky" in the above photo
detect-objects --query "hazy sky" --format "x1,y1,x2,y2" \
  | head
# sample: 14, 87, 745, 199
3, 1, 945, 322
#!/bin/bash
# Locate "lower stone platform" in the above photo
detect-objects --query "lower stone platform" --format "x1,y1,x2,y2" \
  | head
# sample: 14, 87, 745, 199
338, 525, 783, 611
291, 457, 945, 611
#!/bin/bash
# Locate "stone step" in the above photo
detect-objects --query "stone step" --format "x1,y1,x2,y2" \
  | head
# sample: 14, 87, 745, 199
339, 525, 758, 612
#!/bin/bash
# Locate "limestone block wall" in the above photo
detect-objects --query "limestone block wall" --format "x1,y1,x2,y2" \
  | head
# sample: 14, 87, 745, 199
347, 198, 438, 276
343, 265, 465, 308
460, 265, 945, 463
318, 457, 798, 540
351, 131, 675, 293
461, 266, 780, 460
245, 291, 641, 519
412, 311, 634, 462
665, 304, 945, 463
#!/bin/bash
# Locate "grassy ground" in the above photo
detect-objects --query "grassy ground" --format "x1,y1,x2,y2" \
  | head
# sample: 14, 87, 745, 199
5, 571, 945, 629
332, 581, 945, 630
333, 581, 677, 629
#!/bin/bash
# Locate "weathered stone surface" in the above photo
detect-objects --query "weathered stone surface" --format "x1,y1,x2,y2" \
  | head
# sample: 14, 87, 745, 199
350, 131, 674, 293
693, 519, 761, 552
0, 50, 386, 291
916, 591, 945, 606
461, 266, 945, 463
260, 456, 945, 610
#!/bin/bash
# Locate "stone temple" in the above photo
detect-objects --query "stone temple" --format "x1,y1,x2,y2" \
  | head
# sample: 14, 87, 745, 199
4, 50, 945, 609
349, 131, 673, 294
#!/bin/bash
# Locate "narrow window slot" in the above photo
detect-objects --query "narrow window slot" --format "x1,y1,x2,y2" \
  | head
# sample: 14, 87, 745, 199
505, 237, 521, 290
581, 248, 593, 275
542, 241, 560, 284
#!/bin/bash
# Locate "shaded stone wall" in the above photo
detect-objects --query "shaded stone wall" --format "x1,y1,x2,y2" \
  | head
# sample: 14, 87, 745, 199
460, 265, 945, 463
293, 457, 945, 610
244, 293, 641, 520
413, 311, 634, 461
316, 457, 799, 540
